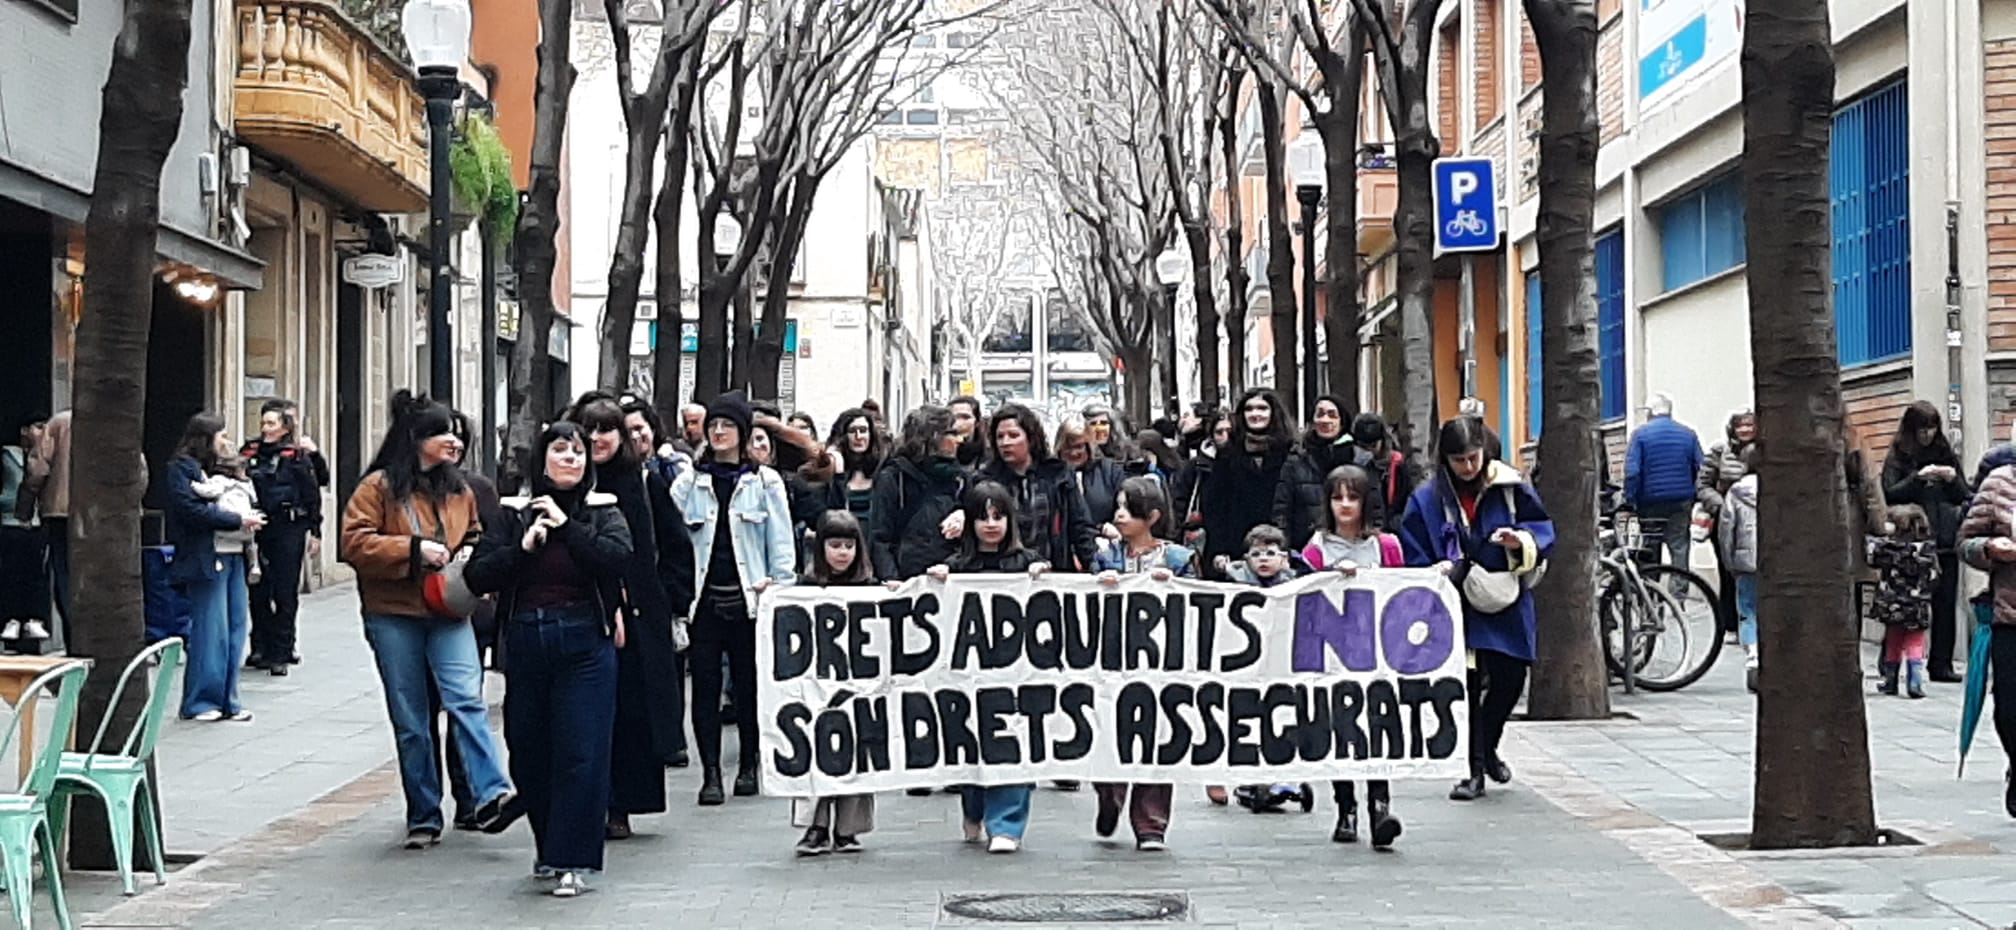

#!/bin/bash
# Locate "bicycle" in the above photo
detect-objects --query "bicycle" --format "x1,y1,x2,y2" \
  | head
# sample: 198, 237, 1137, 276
1444, 210, 1488, 239
1596, 513, 1725, 692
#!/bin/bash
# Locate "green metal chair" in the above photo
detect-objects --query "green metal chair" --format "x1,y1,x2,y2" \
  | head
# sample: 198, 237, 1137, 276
0, 660, 88, 930
48, 639, 181, 898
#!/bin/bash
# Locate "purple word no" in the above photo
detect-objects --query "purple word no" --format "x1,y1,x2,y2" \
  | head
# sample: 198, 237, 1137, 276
1292, 585, 1455, 675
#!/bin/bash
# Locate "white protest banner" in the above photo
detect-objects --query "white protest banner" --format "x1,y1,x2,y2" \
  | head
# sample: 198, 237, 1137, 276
756, 568, 1469, 797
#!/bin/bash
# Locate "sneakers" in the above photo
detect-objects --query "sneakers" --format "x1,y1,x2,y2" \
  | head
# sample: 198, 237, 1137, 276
1, 620, 18, 640
552, 872, 587, 897
987, 835, 1020, 854
226, 709, 255, 722
1448, 775, 1486, 802
402, 829, 441, 850
833, 833, 862, 853
795, 826, 831, 857
1134, 834, 1166, 852
962, 821, 984, 844
22, 620, 46, 641
470, 791, 518, 833
187, 710, 224, 722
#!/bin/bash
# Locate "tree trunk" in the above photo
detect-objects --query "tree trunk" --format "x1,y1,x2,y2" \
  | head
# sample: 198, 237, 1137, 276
596, 74, 679, 393
66, 0, 193, 871
1742, 0, 1876, 850
1258, 81, 1299, 419
729, 260, 755, 393
694, 274, 732, 403
1522, 0, 1610, 720
506, 0, 576, 486
1392, 137, 1437, 453
651, 64, 698, 424
1119, 341, 1154, 418
1320, 24, 1367, 415
749, 173, 817, 404
1185, 219, 1221, 409
1220, 68, 1250, 405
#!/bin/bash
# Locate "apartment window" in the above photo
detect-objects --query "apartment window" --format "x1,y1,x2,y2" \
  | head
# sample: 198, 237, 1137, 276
1656, 173, 1745, 292
1831, 80, 1911, 366
1526, 271, 1542, 441
1595, 230, 1626, 421
909, 34, 937, 47
946, 31, 977, 49
905, 109, 940, 126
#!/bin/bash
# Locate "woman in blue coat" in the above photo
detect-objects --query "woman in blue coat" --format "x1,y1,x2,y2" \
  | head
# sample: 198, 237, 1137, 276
1394, 417, 1554, 802
165, 412, 266, 721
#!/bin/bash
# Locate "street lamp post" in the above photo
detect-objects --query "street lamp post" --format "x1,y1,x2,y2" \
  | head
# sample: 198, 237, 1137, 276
402, 0, 471, 404
1155, 248, 1187, 417
1288, 127, 1325, 417
710, 213, 744, 397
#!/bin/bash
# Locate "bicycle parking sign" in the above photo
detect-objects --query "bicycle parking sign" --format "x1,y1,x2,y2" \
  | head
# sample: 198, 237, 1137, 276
1432, 157, 1499, 253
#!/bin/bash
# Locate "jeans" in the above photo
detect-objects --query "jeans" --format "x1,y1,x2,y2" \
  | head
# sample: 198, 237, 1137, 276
504, 605, 617, 872
691, 596, 757, 770
362, 613, 511, 834
960, 784, 1034, 840
1638, 500, 1693, 572
427, 678, 475, 821
249, 521, 309, 664
1467, 648, 1528, 778
1734, 574, 1758, 648
179, 554, 248, 717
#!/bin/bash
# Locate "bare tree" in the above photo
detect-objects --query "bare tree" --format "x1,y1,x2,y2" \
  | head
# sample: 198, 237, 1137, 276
1522, 0, 1609, 720
591, 0, 732, 392
930, 182, 1040, 394
1218, 60, 1251, 402
66, 0, 193, 870
1741, 0, 1877, 849
1351, 0, 1442, 450
507, 0, 578, 479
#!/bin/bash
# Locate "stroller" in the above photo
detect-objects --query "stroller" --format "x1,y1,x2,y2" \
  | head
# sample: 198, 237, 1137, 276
1233, 782, 1315, 814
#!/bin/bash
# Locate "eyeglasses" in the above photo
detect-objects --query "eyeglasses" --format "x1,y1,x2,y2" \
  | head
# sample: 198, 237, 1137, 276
1246, 547, 1285, 560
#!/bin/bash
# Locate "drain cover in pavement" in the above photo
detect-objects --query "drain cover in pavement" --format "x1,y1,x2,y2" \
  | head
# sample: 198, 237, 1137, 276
942, 892, 1189, 923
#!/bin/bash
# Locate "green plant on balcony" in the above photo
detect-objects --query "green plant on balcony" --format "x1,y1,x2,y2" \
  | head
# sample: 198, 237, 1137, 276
449, 112, 519, 245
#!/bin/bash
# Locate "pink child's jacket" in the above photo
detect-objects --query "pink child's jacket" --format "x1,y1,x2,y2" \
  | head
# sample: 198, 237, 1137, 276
1302, 533, 1405, 571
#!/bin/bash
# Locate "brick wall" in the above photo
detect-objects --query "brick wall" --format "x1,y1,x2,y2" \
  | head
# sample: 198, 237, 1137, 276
1597, 11, 1624, 144
1516, 90, 1542, 203
1520, 14, 1542, 92
1988, 361, 2016, 448
1474, 121, 1508, 203
1475, 0, 1502, 127
1439, 18, 1463, 152
1986, 39, 2016, 351
1843, 370, 1913, 466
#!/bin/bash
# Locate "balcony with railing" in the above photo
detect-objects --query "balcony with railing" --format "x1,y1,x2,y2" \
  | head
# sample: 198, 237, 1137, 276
234, 0, 430, 213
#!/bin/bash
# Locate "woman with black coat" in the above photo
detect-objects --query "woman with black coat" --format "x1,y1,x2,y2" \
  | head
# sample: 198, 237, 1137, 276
1273, 395, 1359, 547
1057, 417, 1127, 533
464, 421, 633, 896
567, 394, 686, 837
1201, 389, 1296, 570
825, 408, 885, 533
1881, 401, 1971, 682
869, 405, 968, 582
977, 404, 1099, 572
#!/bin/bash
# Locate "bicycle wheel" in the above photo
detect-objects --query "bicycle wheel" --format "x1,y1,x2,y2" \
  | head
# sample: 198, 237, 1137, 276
1626, 564, 1726, 691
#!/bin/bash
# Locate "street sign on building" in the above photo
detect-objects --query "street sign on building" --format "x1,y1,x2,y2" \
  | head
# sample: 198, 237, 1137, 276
341, 253, 404, 289
1431, 157, 1499, 254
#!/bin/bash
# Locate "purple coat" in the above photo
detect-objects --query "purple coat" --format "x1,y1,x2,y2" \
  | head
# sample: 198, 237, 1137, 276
1394, 463, 1556, 662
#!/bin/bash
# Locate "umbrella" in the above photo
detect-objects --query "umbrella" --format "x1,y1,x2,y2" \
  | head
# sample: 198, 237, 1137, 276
1958, 602, 1995, 778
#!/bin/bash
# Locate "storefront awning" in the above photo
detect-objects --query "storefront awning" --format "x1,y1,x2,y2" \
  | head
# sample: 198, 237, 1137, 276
0, 160, 264, 290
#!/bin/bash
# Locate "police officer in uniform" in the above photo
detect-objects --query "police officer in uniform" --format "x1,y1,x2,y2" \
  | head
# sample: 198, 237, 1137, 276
242, 399, 326, 674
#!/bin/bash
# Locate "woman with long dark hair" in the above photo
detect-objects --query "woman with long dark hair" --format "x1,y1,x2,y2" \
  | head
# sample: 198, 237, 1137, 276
826, 407, 885, 532
869, 405, 967, 582
1200, 390, 1295, 572
465, 421, 632, 896
341, 392, 514, 849
978, 404, 1098, 572
1882, 400, 1970, 682
1274, 395, 1358, 547
1393, 417, 1554, 803
668, 391, 797, 804
566, 393, 686, 836
167, 412, 265, 722
240, 398, 322, 674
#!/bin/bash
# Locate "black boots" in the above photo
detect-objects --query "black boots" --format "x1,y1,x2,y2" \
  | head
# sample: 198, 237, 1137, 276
1449, 775, 1487, 801
733, 763, 760, 797
1368, 802, 1403, 850
698, 766, 725, 806
1331, 808, 1358, 844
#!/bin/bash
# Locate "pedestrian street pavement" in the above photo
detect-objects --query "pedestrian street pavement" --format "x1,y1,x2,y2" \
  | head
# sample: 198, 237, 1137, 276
22, 585, 2013, 928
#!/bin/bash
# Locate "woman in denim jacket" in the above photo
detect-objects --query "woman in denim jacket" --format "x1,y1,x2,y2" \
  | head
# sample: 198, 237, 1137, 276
668, 391, 796, 805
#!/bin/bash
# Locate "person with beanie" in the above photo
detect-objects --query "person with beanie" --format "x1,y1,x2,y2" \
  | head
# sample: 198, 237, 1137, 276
668, 391, 797, 805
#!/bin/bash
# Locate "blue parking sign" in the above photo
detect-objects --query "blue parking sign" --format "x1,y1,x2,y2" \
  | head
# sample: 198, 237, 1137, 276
1433, 157, 1499, 253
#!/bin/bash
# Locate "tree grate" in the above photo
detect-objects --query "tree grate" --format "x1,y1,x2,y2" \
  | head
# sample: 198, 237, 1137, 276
941, 892, 1189, 923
